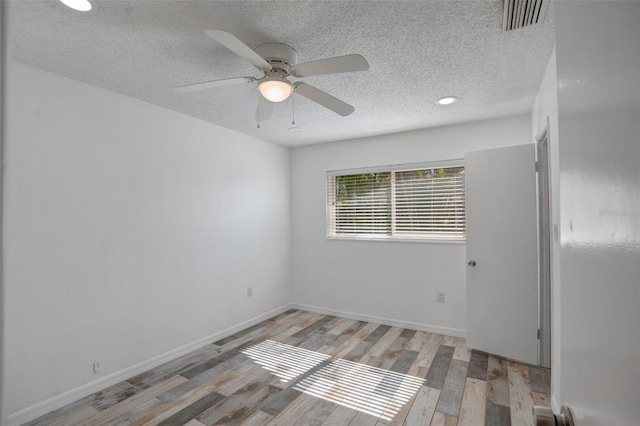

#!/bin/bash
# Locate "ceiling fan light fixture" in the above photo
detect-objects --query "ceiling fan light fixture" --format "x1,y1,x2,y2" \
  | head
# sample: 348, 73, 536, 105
258, 77, 294, 103
59, 0, 92, 11
437, 96, 458, 105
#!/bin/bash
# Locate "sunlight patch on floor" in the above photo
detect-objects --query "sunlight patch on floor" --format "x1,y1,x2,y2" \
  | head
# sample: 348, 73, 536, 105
241, 340, 330, 383
293, 358, 423, 421
243, 340, 422, 421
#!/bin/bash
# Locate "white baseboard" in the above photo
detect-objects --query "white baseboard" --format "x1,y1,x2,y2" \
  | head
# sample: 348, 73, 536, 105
291, 303, 466, 338
7, 303, 293, 426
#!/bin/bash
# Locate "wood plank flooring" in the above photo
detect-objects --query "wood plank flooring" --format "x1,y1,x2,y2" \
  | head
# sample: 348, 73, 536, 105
25, 310, 551, 426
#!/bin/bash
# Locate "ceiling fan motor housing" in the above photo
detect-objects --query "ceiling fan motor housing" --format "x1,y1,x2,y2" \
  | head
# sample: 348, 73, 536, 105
255, 43, 298, 76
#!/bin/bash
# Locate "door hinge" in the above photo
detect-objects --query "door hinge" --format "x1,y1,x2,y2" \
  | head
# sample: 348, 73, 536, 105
535, 161, 540, 172
537, 329, 541, 339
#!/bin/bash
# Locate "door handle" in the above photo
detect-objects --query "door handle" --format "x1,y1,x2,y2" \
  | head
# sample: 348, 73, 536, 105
467, 260, 476, 267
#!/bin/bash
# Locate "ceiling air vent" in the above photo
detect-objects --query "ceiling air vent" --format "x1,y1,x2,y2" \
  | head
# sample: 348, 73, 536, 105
503, 0, 549, 31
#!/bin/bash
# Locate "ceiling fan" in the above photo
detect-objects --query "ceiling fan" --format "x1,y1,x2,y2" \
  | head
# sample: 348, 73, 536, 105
174, 30, 370, 122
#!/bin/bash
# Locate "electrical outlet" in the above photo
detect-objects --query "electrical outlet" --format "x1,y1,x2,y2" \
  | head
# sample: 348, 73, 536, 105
437, 292, 445, 303
247, 287, 253, 297
92, 359, 101, 374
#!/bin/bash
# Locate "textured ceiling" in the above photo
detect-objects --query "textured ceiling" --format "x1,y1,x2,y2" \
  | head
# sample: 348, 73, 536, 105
7, 0, 555, 147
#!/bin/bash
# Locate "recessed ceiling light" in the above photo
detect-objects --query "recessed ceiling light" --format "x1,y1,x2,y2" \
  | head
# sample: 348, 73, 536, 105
437, 96, 458, 105
60, 0, 92, 12
288, 126, 302, 132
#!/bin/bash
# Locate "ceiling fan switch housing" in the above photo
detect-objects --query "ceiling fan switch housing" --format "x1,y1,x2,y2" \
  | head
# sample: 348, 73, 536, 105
255, 43, 299, 69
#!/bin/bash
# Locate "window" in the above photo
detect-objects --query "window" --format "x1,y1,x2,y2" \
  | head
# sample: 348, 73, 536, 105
327, 162, 465, 241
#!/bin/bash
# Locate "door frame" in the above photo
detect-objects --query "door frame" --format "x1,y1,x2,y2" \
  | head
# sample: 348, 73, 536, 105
1, 2, 6, 422
536, 119, 552, 368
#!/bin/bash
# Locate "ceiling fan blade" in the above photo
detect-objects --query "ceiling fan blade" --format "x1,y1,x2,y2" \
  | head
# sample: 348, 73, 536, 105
293, 54, 369, 77
204, 30, 272, 71
173, 77, 255, 93
294, 82, 355, 116
255, 95, 274, 122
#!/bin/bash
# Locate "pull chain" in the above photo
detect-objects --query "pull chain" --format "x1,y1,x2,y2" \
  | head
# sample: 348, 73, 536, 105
291, 94, 296, 126
257, 92, 261, 128
288, 94, 301, 132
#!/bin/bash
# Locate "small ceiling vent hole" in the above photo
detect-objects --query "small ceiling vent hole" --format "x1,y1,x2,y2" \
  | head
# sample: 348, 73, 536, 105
503, 0, 549, 31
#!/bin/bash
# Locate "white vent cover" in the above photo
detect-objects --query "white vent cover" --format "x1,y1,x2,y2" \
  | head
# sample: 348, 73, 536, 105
503, 0, 549, 31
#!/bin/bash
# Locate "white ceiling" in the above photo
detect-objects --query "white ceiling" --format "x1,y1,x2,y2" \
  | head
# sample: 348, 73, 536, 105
7, 0, 555, 147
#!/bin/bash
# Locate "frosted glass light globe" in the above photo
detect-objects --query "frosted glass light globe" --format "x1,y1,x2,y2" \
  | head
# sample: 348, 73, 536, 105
258, 78, 294, 103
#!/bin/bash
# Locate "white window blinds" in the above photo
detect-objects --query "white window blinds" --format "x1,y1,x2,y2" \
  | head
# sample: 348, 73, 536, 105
327, 172, 391, 236
327, 164, 465, 241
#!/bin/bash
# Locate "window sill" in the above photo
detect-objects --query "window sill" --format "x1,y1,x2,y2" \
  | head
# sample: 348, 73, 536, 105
326, 235, 466, 245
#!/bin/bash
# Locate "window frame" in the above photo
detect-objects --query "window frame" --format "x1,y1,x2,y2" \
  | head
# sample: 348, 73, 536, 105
326, 160, 466, 243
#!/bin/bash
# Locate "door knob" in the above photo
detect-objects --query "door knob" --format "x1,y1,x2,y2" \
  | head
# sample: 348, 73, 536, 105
467, 260, 476, 267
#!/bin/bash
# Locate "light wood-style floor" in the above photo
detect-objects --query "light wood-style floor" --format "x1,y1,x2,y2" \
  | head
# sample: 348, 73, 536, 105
26, 309, 551, 425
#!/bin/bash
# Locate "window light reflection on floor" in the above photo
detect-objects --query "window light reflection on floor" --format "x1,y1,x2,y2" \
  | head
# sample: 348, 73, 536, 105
241, 340, 330, 383
294, 358, 423, 421
242, 340, 423, 421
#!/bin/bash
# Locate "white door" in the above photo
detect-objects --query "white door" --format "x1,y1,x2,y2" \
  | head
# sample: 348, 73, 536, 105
465, 144, 538, 365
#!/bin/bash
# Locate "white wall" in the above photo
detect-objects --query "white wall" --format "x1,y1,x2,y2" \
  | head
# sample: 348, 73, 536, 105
2, 62, 291, 418
554, 1, 640, 424
531, 48, 561, 406
291, 115, 532, 335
